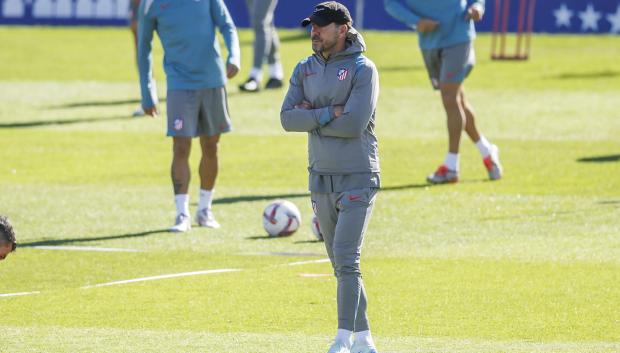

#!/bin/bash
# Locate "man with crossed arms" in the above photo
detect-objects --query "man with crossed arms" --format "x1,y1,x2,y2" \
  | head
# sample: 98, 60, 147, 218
281, 2, 380, 352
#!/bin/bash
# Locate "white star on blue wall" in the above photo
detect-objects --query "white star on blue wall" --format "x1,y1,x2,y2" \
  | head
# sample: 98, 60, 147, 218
553, 3, 573, 27
607, 5, 620, 33
579, 3, 602, 31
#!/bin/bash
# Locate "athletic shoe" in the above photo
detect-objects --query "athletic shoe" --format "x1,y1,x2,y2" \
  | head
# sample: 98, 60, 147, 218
265, 77, 283, 89
169, 213, 191, 232
483, 144, 503, 181
239, 78, 260, 92
132, 106, 145, 117
196, 208, 220, 229
426, 165, 459, 184
351, 342, 378, 353
327, 342, 351, 353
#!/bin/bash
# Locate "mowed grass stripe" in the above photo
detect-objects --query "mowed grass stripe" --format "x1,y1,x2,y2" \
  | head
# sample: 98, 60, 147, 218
1, 326, 619, 353
1, 129, 619, 196
2, 256, 618, 341
27, 245, 142, 252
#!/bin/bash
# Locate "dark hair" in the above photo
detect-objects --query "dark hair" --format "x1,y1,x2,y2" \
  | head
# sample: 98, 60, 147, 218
0, 216, 16, 252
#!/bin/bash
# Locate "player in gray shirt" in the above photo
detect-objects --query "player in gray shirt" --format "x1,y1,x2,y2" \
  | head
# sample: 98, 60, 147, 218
281, 2, 379, 353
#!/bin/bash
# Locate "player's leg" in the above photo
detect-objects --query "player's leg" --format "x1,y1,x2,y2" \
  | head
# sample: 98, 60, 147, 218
312, 191, 350, 353
194, 87, 232, 228
129, 0, 144, 117
440, 81, 465, 155
458, 44, 503, 180
427, 43, 476, 184
331, 188, 378, 352
170, 136, 192, 231
167, 90, 200, 232
198, 134, 219, 191
312, 192, 338, 269
351, 284, 376, 353
196, 134, 221, 228
240, 0, 278, 92
421, 48, 459, 184
264, 0, 283, 89
460, 89, 480, 142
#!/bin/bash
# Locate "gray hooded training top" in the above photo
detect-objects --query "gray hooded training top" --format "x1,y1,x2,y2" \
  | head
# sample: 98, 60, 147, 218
281, 28, 380, 193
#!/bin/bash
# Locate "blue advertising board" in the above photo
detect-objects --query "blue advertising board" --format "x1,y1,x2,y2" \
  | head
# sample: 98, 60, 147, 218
1, 0, 619, 34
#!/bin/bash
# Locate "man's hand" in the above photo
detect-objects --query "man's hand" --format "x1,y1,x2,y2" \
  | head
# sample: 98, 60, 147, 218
466, 4, 484, 21
143, 105, 159, 118
295, 100, 312, 110
417, 18, 439, 33
226, 63, 239, 79
333, 105, 344, 118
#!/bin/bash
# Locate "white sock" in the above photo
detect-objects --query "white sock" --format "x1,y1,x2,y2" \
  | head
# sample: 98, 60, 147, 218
335, 329, 353, 348
354, 330, 375, 347
268, 62, 283, 80
198, 189, 214, 211
444, 152, 459, 171
174, 194, 189, 216
249, 67, 262, 81
476, 135, 492, 158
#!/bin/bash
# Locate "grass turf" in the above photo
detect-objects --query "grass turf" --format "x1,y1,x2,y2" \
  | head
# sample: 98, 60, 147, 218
0, 27, 619, 352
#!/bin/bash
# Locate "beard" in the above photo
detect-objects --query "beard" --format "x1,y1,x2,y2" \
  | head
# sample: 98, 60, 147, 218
312, 35, 337, 54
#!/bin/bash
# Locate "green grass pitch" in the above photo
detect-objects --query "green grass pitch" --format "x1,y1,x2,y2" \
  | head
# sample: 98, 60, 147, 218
0, 26, 619, 352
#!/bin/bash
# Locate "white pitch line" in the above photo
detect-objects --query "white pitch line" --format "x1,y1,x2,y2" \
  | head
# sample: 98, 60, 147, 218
82, 268, 242, 289
287, 258, 330, 266
28, 245, 142, 253
0, 291, 41, 298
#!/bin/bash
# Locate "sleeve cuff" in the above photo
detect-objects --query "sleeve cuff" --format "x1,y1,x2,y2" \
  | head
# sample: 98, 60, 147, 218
472, 2, 485, 14
318, 106, 334, 126
228, 56, 241, 69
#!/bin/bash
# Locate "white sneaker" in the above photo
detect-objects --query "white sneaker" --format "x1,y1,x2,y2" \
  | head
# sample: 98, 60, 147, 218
483, 144, 503, 181
132, 106, 145, 117
351, 342, 378, 353
327, 342, 351, 353
195, 208, 220, 228
169, 213, 191, 232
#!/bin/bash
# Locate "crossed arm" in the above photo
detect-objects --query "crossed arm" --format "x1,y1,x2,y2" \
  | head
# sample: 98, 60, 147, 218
280, 62, 379, 138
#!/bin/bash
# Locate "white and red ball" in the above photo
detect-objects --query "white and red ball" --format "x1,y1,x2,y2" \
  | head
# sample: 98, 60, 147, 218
310, 215, 323, 241
262, 200, 301, 237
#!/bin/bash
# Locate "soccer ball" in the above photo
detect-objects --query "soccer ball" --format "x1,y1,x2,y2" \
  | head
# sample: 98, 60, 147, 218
310, 215, 323, 241
262, 200, 301, 237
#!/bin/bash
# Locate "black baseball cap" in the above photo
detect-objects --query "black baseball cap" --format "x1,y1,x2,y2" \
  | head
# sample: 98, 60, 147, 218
301, 1, 353, 27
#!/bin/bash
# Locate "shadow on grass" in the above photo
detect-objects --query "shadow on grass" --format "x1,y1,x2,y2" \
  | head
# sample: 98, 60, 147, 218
294, 239, 323, 244
553, 70, 620, 80
206, 183, 431, 206
577, 154, 620, 163
598, 200, 620, 205
246, 235, 279, 240
212, 192, 310, 205
382, 183, 429, 191
378, 65, 424, 72
52, 97, 166, 109
19, 229, 169, 247
0, 115, 132, 129
202, 183, 432, 206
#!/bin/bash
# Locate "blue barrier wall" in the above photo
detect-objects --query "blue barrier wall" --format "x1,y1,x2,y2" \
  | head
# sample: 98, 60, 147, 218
1, 0, 619, 34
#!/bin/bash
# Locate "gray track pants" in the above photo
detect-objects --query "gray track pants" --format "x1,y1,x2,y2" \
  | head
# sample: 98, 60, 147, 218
246, 0, 280, 70
311, 187, 378, 332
